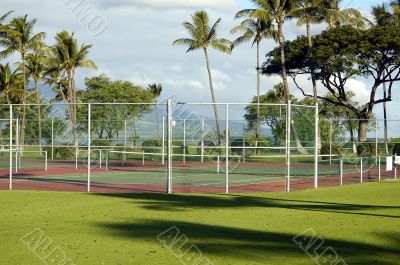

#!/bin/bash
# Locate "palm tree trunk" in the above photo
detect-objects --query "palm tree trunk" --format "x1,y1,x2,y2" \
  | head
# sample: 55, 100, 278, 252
277, 22, 290, 100
278, 21, 307, 155
255, 40, 261, 150
203, 47, 221, 145
306, 18, 321, 154
20, 52, 27, 149
383, 73, 389, 154
35, 79, 42, 152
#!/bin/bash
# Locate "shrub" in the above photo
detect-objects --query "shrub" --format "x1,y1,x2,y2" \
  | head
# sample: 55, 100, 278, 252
44, 146, 75, 159
92, 139, 112, 147
142, 140, 162, 153
357, 143, 374, 157
321, 142, 342, 157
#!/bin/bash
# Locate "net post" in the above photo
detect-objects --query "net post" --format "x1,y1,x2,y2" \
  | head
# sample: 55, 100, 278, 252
314, 103, 319, 189
201, 116, 204, 163
217, 156, 220, 173
395, 153, 398, 179
378, 156, 381, 181
360, 157, 363, 183
329, 120, 332, 166
183, 119, 186, 164
286, 100, 291, 192
162, 116, 165, 165
142, 151, 145, 166
340, 158, 343, 186
225, 103, 229, 194
87, 103, 91, 192
51, 118, 54, 160
99, 149, 102, 169
106, 151, 109, 171
9, 104, 12, 190
167, 99, 172, 194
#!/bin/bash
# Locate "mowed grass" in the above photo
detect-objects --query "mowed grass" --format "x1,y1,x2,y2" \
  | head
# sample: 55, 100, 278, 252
0, 181, 399, 265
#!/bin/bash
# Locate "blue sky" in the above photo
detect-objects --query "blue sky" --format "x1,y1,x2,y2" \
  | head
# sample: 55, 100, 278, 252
2, 0, 400, 124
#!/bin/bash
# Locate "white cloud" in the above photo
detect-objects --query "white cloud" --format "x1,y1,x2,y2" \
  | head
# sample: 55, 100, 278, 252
112, 0, 237, 11
345, 79, 370, 104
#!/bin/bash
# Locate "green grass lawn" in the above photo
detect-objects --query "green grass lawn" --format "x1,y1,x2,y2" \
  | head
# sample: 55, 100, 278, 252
0, 181, 399, 265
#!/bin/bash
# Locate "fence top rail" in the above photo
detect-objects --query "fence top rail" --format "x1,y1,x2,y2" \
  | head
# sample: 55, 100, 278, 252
1, 102, 315, 107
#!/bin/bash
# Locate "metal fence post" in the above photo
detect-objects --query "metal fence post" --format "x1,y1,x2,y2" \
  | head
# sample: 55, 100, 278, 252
242, 122, 246, 163
378, 156, 381, 181
375, 119, 378, 166
162, 116, 165, 165
183, 119, 186, 164
123, 120, 127, 162
16, 117, 19, 171
225, 103, 229, 194
286, 100, 291, 192
51, 119, 54, 160
360, 157, 363, 183
167, 99, 172, 194
9, 104, 12, 190
201, 116, 204, 163
88, 103, 91, 192
340, 158, 343, 186
314, 103, 319, 189
329, 120, 332, 166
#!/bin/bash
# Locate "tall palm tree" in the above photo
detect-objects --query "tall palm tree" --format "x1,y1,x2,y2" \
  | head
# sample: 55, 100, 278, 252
242, 0, 309, 154
0, 63, 20, 104
290, 0, 322, 153
25, 50, 46, 150
231, 14, 277, 148
146, 83, 163, 141
321, 0, 366, 29
173, 10, 232, 145
0, 15, 45, 146
48, 31, 97, 148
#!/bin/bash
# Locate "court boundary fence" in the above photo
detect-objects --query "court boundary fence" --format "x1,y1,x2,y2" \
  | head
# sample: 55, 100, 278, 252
1, 101, 397, 193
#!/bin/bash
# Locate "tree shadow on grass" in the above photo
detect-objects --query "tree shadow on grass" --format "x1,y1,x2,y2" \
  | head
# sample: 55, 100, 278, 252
94, 193, 400, 219
97, 219, 400, 265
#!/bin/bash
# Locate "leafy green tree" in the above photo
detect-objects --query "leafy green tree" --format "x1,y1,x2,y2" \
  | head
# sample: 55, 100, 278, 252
173, 10, 232, 145
0, 15, 45, 145
262, 25, 400, 142
78, 75, 156, 141
231, 11, 277, 147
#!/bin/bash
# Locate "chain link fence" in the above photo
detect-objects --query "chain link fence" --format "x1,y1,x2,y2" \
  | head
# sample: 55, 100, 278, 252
0, 102, 397, 193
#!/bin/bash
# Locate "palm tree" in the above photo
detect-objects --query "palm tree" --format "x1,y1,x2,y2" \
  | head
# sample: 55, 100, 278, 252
242, 1, 309, 154
0, 11, 13, 39
0, 63, 20, 104
146, 83, 163, 141
173, 10, 232, 145
231, 14, 277, 148
0, 15, 45, 146
48, 31, 97, 148
25, 50, 46, 150
321, 0, 366, 29
290, 0, 323, 153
